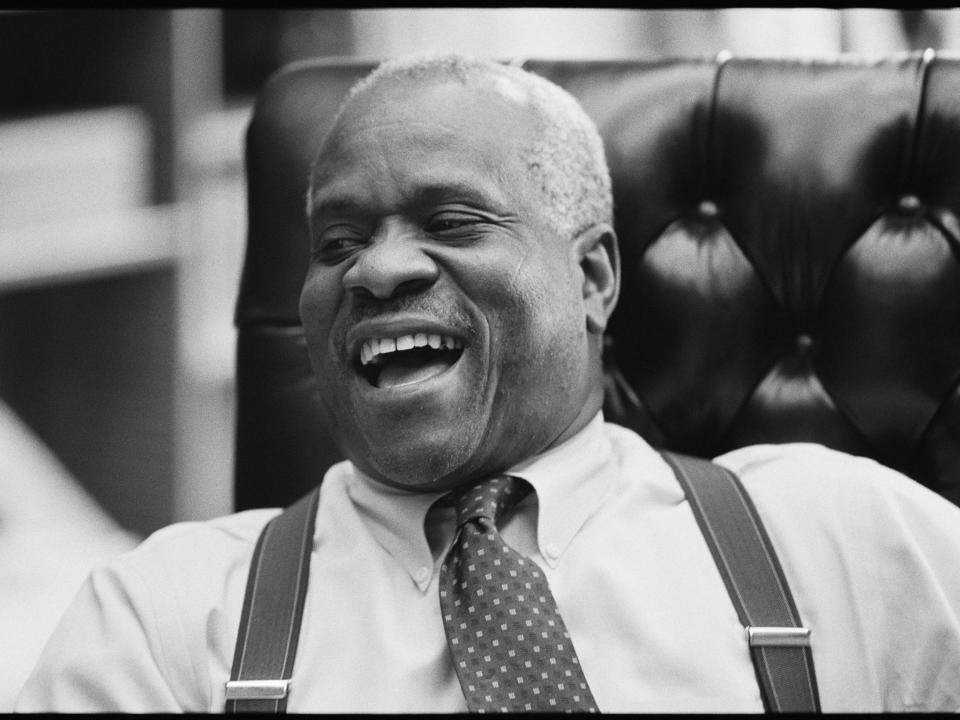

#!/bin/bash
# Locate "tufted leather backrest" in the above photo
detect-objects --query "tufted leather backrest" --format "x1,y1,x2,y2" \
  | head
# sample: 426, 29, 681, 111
235, 53, 960, 511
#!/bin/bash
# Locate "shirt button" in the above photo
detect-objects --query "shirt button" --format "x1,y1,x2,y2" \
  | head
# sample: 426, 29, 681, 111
545, 542, 560, 560
415, 566, 430, 584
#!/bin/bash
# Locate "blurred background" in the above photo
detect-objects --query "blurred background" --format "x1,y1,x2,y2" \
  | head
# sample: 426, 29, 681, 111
2, 7, 959, 709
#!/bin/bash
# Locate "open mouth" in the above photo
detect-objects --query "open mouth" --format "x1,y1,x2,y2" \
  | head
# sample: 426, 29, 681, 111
358, 333, 464, 389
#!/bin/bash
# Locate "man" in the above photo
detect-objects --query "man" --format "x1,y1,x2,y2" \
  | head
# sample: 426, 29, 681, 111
17, 53, 960, 713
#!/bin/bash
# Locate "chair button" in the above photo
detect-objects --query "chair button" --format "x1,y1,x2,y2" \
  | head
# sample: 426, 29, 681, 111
697, 199, 719, 218
898, 194, 921, 213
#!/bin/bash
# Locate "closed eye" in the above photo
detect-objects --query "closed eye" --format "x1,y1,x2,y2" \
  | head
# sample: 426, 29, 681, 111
424, 211, 487, 237
313, 225, 368, 262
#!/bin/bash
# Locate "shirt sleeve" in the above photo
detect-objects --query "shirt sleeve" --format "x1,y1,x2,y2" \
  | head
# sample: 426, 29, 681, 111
717, 443, 960, 712
14, 559, 185, 712
861, 461, 960, 712
12, 508, 272, 713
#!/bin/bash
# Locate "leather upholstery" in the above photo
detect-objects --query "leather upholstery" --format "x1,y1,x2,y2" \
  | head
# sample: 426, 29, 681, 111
235, 52, 960, 511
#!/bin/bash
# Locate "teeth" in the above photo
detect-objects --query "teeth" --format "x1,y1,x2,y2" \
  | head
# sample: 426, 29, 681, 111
360, 333, 463, 366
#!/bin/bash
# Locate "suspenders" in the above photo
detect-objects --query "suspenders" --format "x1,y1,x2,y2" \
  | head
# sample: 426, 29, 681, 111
225, 487, 320, 713
225, 452, 820, 713
661, 453, 821, 712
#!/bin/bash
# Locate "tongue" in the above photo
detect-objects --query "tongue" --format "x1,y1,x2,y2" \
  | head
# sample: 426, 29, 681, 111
377, 353, 455, 389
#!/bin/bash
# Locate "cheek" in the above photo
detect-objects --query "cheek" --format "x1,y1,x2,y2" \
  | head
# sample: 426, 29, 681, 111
478, 263, 590, 459
300, 271, 342, 359
490, 258, 584, 368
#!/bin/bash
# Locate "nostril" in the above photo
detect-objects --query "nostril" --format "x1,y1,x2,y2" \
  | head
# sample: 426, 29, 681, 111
345, 269, 430, 300
348, 284, 377, 299
393, 276, 437, 296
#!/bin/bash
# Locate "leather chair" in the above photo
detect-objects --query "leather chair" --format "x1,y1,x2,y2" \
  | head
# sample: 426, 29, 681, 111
234, 51, 960, 512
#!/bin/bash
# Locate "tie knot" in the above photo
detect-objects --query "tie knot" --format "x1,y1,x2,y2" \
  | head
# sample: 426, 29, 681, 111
453, 476, 527, 527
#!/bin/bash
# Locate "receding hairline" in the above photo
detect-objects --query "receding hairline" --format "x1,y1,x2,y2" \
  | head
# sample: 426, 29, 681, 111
308, 53, 614, 238
343, 53, 540, 110
314, 59, 545, 163
308, 87, 540, 213
321, 81, 539, 150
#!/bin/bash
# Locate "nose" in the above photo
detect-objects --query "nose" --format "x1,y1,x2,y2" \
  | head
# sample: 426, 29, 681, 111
342, 218, 439, 299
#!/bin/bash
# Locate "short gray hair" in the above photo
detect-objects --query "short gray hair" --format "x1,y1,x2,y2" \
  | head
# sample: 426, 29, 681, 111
310, 53, 613, 240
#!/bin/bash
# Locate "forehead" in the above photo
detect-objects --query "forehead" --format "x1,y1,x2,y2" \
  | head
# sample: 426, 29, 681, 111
310, 79, 539, 210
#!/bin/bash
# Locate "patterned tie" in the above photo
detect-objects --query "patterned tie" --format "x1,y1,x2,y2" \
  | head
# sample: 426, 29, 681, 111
439, 476, 598, 713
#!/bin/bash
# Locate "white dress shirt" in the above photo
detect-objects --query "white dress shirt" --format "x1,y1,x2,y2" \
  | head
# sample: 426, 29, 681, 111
0, 398, 138, 712
16, 414, 960, 712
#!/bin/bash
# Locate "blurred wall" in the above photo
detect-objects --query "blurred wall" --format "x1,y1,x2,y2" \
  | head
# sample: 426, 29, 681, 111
346, 8, 921, 60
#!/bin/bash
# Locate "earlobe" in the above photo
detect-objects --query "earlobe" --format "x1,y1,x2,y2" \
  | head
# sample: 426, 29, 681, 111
574, 223, 620, 335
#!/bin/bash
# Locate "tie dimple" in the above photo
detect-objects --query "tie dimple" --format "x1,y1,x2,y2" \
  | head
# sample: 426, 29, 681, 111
453, 475, 524, 526
439, 476, 598, 713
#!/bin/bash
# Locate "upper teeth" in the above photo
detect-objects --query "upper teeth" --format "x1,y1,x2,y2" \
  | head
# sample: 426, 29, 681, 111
360, 333, 462, 366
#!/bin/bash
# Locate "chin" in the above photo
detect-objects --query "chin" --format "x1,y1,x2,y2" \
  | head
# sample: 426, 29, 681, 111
352, 432, 481, 491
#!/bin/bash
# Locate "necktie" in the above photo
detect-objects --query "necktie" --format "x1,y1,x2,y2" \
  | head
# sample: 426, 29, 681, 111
439, 476, 598, 713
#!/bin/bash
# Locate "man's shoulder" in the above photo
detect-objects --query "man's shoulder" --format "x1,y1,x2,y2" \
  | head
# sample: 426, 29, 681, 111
714, 442, 925, 499
715, 442, 892, 484
601, 423, 960, 528
599, 424, 905, 497
712, 442, 960, 540
104, 467, 354, 588
135, 507, 283, 557
95, 507, 284, 597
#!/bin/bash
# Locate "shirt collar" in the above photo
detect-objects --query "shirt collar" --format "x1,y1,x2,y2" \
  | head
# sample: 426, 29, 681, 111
345, 411, 614, 591
345, 469, 446, 591
509, 411, 615, 569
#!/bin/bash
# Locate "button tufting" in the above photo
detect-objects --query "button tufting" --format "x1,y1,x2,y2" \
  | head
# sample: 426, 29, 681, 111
795, 334, 814, 353
898, 194, 922, 213
697, 200, 719, 218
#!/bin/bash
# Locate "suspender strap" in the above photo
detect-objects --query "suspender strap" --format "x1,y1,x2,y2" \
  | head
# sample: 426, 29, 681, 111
661, 451, 821, 713
225, 486, 320, 713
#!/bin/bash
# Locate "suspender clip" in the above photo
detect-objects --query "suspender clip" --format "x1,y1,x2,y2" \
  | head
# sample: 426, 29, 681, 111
746, 626, 811, 647
225, 679, 290, 701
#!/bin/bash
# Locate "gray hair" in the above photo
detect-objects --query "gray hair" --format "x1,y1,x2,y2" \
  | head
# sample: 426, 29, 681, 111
309, 53, 613, 240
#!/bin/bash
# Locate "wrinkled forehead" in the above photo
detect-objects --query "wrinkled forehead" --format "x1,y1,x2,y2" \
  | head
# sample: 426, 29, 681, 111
315, 76, 540, 172
306, 76, 548, 224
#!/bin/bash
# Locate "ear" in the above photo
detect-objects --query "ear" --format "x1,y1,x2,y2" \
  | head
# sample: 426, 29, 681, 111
572, 223, 620, 335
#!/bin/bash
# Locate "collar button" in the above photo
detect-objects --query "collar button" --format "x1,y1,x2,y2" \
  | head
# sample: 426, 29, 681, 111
544, 542, 560, 560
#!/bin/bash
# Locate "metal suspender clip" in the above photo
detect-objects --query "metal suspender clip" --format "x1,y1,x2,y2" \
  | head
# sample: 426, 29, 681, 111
746, 626, 812, 647
225, 679, 291, 701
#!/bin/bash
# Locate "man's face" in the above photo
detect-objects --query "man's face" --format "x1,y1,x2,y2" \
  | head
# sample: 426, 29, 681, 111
300, 78, 601, 491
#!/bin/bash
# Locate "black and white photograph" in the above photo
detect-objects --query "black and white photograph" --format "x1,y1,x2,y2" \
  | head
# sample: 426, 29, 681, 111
2, 8, 960, 713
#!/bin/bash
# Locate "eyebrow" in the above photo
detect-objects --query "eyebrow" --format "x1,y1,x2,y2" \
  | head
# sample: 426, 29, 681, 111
413, 182, 507, 210
310, 179, 511, 218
